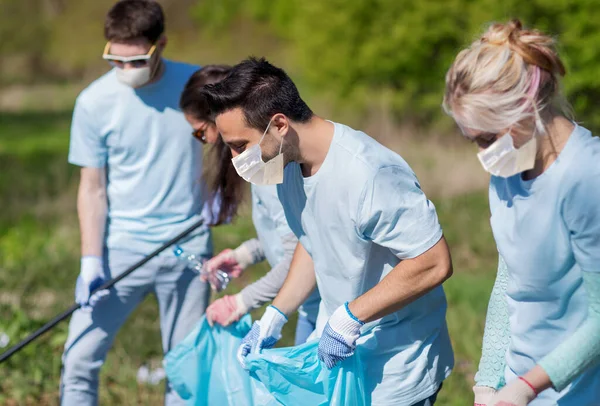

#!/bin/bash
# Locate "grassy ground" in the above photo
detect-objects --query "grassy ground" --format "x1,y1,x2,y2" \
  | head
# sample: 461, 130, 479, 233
0, 111, 497, 405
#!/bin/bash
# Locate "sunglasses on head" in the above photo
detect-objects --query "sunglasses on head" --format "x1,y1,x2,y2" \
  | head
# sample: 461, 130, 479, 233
102, 42, 156, 69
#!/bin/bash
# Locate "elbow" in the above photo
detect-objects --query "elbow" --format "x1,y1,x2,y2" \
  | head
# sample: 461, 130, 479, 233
430, 236, 453, 286
433, 255, 453, 286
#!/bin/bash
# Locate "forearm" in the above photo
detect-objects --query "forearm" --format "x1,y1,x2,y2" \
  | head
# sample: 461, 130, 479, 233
232, 238, 266, 268
349, 237, 451, 323
77, 168, 107, 257
272, 242, 317, 316
240, 234, 295, 309
475, 255, 511, 389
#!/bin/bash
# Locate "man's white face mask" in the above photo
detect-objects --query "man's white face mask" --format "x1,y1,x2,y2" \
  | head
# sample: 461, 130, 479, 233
231, 119, 284, 185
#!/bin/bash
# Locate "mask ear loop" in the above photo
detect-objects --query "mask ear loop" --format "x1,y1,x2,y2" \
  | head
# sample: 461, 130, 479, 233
276, 129, 284, 155
258, 119, 273, 144
258, 118, 284, 156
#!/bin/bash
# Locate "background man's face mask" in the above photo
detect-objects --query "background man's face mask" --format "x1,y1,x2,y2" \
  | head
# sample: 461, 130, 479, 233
477, 131, 537, 178
103, 43, 159, 88
115, 67, 152, 88
231, 120, 284, 185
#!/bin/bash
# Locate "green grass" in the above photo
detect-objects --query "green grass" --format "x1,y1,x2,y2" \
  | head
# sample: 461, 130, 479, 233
0, 111, 497, 405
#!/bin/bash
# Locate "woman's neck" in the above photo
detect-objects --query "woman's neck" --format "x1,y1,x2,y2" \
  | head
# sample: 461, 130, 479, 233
523, 115, 574, 180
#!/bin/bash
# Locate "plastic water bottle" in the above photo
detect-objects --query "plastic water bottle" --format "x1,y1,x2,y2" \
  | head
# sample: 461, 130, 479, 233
173, 245, 229, 292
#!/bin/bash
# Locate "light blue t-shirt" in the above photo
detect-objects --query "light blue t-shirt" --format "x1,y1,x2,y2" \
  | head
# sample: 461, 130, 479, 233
68, 60, 212, 257
251, 184, 321, 324
490, 124, 600, 404
277, 122, 453, 405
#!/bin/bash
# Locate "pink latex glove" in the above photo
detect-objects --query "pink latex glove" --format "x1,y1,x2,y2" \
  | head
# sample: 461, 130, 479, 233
202, 249, 243, 282
206, 294, 248, 327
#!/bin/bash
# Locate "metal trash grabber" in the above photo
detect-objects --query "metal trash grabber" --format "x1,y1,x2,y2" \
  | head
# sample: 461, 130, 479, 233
0, 218, 205, 364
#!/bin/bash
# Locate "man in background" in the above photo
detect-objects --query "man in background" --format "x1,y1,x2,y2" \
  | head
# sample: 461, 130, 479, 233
60, 1, 212, 404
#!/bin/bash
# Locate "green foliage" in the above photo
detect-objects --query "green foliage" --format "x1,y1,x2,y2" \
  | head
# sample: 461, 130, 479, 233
4, 1, 600, 131
194, 0, 600, 132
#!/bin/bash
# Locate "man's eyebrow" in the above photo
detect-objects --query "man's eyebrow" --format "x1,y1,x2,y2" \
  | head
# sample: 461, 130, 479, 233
224, 137, 248, 146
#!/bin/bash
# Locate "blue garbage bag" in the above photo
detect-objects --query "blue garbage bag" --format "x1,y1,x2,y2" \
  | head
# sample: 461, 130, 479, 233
163, 314, 258, 406
246, 340, 368, 406
164, 314, 367, 406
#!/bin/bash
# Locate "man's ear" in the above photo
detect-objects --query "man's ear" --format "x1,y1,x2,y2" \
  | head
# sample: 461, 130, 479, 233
157, 35, 168, 50
272, 113, 289, 138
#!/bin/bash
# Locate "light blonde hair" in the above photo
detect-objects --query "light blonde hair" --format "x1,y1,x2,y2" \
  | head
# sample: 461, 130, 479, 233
443, 19, 569, 135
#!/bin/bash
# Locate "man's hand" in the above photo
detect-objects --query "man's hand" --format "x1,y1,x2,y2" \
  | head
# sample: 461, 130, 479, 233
75, 256, 110, 311
318, 302, 364, 369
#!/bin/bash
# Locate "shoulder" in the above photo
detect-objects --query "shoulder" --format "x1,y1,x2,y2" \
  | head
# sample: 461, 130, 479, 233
252, 184, 280, 201
75, 70, 121, 110
253, 185, 284, 213
164, 59, 201, 83
330, 121, 415, 181
560, 125, 600, 198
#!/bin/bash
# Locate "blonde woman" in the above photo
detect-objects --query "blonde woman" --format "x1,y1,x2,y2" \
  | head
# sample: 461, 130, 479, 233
444, 20, 600, 406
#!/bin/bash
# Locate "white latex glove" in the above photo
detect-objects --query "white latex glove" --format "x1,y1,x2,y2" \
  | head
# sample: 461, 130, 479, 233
237, 305, 287, 368
474, 386, 497, 406
75, 256, 110, 311
489, 378, 537, 406
318, 302, 364, 369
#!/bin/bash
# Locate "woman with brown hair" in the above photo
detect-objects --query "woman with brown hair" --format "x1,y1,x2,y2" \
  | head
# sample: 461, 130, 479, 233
444, 20, 600, 405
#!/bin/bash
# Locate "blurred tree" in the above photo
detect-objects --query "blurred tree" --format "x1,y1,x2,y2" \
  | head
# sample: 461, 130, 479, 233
2, 0, 600, 131
0, 0, 50, 84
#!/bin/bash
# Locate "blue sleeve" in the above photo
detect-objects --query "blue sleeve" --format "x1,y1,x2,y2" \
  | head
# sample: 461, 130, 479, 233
356, 165, 443, 259
563, 166, 600, 273
68, 97, 107, 168
474, 255, 510, 389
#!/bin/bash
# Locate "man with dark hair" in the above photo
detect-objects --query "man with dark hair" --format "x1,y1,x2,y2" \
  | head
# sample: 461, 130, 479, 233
60, 1, 214, 404
201, 57, 455, 405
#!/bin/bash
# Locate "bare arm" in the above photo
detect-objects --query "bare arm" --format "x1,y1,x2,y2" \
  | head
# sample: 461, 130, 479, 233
77, 167, 107, 257
349, 236, 452, 323
272, 241, 317, 316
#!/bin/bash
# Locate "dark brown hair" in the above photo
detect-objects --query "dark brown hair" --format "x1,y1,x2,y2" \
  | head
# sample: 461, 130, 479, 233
181, 65, 245, 226
200, 57, 313, 131
104, 0, 165, 43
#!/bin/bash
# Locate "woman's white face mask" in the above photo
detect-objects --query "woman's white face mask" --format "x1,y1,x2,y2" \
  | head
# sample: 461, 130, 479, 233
477, 131, 537, 178
230, 120, 284, 185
